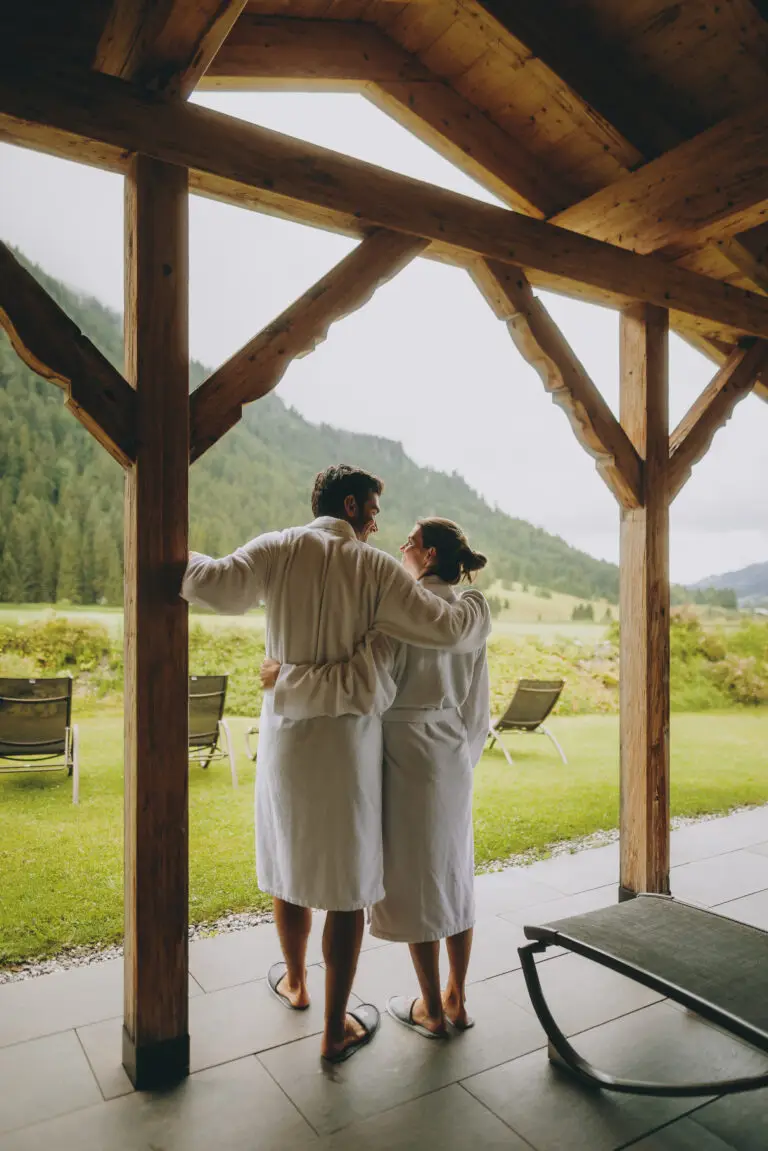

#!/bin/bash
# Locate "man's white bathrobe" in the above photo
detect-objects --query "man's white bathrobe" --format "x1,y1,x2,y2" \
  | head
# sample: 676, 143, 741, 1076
181, 518, 490, 911
273, 576, 490, 943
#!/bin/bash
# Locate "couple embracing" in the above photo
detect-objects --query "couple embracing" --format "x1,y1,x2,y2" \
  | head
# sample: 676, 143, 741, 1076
182, 465, 491, 1063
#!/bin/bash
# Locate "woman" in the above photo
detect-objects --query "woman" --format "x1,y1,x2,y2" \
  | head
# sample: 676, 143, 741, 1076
261, 517, 490, 1039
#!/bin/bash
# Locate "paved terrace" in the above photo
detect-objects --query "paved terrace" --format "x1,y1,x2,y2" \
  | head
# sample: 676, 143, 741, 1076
1, 806, 768, 1150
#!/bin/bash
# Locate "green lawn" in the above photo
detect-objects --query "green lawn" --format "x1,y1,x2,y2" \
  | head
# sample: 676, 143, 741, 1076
1, 709, 767, 966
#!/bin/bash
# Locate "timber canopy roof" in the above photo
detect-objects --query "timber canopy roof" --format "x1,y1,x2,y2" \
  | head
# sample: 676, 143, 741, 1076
3, 0, 768, 398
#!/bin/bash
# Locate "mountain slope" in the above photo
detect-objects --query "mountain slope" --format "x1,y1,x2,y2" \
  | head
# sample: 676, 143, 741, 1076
0, 253, 622, 604
695, 561, 768, 605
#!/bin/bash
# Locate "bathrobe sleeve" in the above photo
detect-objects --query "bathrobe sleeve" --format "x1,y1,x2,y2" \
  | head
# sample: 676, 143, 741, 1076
374, 564, 491, 653
180, 532, 281, 615
459, 645, 491, 767
273, 632, 401, 719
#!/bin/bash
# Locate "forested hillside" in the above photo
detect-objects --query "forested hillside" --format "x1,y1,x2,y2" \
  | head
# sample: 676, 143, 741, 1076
0, 253, 625, 604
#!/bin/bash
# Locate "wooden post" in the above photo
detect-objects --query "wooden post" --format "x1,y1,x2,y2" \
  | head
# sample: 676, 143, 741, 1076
619, 303, 670, 899
123, 154, 190, 1088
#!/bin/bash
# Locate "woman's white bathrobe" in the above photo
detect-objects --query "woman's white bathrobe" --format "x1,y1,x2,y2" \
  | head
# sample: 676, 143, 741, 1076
273, 576, 490, 942
181, 520, 490, 912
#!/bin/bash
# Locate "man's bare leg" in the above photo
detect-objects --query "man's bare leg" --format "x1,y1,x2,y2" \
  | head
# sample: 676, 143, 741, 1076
408, 941, 447, 1034
273, 898, 312, 1008
444, 928, 473, 1027
322, 909, 366, 1059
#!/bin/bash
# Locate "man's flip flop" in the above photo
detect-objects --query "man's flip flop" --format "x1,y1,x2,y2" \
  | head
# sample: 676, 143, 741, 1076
321, 1004, 381, 1065
386, 996, 449, 1040
267, 962, 310, 1011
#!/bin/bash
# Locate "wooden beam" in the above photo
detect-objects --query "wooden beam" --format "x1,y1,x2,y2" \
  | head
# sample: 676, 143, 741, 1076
95, 0, 247, 96
191, 228, 427, 461
200, 13, 426, 87
474, 0, 685, 162
123, 155, 190, 1090
3, 68, 768, 342
668, 341, 768, 501
619, 304, 670, 899
0, 242, 136, 467
552, 105, 768, 255
717, 228, 768, 297
473, 260, 643, 510
202, 15, 564, 215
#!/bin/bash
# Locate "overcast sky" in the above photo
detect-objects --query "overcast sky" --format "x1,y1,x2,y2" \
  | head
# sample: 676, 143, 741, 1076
1, 91, 766, 585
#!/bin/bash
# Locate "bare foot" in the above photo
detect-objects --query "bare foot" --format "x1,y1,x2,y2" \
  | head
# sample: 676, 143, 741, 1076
276, 972, 310, 1009
321, 1013, 369, 1060
411, 997, 448, 1036
442, 990, 472, 1029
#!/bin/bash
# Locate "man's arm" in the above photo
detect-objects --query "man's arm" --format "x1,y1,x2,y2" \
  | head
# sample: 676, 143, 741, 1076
374, 562, 491, 653
181, 532, 281, 615
271, 633, 399, 720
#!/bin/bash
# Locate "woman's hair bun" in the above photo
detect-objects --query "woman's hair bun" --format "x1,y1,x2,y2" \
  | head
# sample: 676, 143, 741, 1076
460, 546, 488, 574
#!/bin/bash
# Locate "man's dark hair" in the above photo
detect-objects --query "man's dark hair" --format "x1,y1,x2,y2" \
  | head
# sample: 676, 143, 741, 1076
311, 465, 384, 519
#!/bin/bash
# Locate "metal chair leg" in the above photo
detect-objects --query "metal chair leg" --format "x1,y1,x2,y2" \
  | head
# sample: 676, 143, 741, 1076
244, 725, 258, 762
541, 724, 567, 765
490, 726, 514, 766
70, 725, 80, 805
219, 719, 238, 788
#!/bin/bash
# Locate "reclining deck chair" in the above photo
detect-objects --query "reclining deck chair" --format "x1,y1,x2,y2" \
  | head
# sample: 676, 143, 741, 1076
0, 676, 80, 803
189, 675, 238, 787
488, 678, 566, 765
520, 894, 768, 1096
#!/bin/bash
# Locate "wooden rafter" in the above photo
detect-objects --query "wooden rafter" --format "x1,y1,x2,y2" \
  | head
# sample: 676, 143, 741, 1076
668, 341, 768, 502
202, 14, 563, 215
0, 241, 136, 467
552, 105, 768, 256
95, 0, 247, 96
3, 68, 768, 343
190, 228, 427, 462
473, 261, 643, 511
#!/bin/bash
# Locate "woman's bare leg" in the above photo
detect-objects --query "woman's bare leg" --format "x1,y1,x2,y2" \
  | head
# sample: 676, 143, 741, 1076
408, 941, 447, 1034
322, 909, 367, 1059
444, 928, 473, 1027
273, 897, 311, 1008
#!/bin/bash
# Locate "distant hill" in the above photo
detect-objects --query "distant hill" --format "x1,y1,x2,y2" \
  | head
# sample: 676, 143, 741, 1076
695, 561, 768, 607
1, 252, 622, 606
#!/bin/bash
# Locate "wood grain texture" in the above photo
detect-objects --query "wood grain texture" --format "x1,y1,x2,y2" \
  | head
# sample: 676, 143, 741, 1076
0, 241, 136, 466
3, 66, 768, 341
474, 260, 643, 509
123, 155, 190, 1087
552, 104, 768, 254
619, 304, 670, 898
190, 228, 427, 461
668, 341, 768, 501
95, 0, 248, 95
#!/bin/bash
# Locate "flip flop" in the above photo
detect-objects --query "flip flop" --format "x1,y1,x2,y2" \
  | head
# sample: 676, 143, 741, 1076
321, 1004, 381, 1065
386, 996, 449, 1040
446, 1012, 476, 1032
267, 962, 310, 1011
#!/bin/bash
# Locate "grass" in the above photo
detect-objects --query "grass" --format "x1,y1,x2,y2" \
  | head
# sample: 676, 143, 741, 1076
2, 708, 767, 966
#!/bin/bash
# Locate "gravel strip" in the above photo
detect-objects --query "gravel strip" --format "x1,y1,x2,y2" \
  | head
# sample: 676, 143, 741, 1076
1, 804, 762, 985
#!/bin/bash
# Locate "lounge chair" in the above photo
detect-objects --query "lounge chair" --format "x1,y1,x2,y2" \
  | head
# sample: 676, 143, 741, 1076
519, 894, 768, 1096
487, 678, 566, 765
0, 676, 80, 803
189, 675, 238, 787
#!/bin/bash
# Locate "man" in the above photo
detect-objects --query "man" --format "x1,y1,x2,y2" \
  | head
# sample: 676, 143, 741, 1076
181, 465, 490, 1062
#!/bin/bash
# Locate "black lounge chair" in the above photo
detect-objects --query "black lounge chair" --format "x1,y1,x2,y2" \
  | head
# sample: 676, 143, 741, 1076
487, 678, 566, 765
519, 894, 768, 1096
189, 675, 238, 787
0, 676, 80, 803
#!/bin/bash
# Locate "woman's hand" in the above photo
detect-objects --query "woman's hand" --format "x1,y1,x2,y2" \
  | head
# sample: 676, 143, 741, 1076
260, 658, 282, 690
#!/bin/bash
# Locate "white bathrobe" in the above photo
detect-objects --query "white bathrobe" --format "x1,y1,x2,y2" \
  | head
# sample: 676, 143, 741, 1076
181, 519, 490, 911
273, 576, 490, 941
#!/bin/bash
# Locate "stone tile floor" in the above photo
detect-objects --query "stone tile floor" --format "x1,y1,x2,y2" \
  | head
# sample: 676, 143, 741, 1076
2, 806, 768, 1150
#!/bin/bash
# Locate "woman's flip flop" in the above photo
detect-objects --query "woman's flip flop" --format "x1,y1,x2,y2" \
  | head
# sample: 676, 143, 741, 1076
267, 962, 310, 1011
386, 996, 449, 1040
321, 1004, 381, 1064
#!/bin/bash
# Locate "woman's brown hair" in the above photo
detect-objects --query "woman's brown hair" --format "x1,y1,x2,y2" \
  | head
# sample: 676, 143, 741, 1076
417, 517, 488, 585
